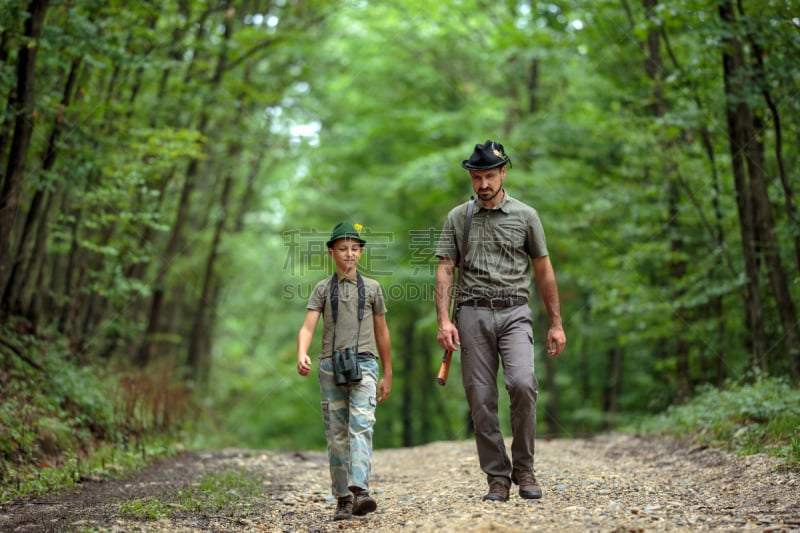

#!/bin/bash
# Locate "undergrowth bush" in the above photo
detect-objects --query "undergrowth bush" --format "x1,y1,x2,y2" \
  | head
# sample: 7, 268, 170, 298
0, 318, 193, 503
632, 376, 800, 465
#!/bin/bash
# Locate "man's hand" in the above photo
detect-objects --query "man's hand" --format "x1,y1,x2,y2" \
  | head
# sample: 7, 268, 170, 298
437, 320, 460, 352
547, 326, 566, 356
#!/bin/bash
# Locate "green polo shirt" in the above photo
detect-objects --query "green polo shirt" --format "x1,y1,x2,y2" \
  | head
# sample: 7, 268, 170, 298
308, 273, 387, 358
435, 192, 548, 302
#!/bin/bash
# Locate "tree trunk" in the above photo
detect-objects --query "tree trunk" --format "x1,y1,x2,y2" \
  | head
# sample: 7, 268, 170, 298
0, 27, 14, 170
56, 192, 82, 333
643, 0, 690, 398
137, 0, 226, 367
668, 177, 691, 399
419, 337, 432, 443
401, 321, 414, 446
4, 185, 46, 314
3, 58, 81, 318
659, 21, 732, 386
186, 174, 233, 381
736, 0, 800, 274
0, 0, 50, 306
602, 346, 623, 429
744, 113, 800, 379
719, 0, 768, 374
23, 187, 64, 320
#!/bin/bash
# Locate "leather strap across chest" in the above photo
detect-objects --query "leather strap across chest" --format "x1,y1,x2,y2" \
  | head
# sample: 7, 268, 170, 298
329, 272, 365, 354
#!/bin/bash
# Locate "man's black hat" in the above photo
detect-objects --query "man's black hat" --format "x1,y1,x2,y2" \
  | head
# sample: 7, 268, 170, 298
461, 140, 512, 170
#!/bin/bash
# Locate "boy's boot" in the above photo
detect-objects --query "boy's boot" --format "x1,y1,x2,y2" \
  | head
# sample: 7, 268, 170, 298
333, 495, 353, 520
352, 489, 377, 516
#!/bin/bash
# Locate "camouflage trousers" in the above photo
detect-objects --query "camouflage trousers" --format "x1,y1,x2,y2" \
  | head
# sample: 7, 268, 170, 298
318, 356, 378, 498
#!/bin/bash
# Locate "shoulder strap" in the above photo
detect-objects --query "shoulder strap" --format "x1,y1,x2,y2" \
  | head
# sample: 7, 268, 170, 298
454, 198, 475, 302
329, 273, 339, 322
459, 198, 476, 273
329, 272, 366, 355
329, 272, 366, 324
356, 273, 365, 321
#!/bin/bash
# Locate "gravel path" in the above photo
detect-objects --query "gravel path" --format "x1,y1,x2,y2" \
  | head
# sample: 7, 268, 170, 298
1, 433, 798, 532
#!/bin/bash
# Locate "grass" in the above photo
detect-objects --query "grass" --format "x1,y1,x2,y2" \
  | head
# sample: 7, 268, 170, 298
118, 468, 266, 520
631, 375, 800, 467
0, 437, 181, 504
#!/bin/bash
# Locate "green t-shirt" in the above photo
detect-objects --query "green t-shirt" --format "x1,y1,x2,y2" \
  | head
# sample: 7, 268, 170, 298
307, 273, 387, 358
435, 192, 548, 302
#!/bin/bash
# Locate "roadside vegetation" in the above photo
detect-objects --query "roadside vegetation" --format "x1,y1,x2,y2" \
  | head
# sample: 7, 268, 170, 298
634, 376, 800, 467
118, 469, 266, 521
0, 318, 194, 504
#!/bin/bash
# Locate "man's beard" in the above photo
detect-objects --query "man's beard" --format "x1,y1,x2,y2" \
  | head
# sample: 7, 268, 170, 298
479, 187, 501, 202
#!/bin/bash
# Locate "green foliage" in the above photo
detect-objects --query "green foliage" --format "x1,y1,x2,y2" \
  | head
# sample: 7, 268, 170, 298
632, 377, 800, 465
0, 326, 113, 463
119, 498, 173, 521
791, 430, 800, 461
0, 319, 189, 503
118, 468, 265, 520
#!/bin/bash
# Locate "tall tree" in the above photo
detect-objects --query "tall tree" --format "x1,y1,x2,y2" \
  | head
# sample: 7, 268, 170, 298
719, 0, 799, 379
0, 0, 50, 307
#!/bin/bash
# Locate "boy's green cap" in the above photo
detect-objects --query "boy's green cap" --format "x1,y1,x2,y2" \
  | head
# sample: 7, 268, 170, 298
326, 221, 366, 248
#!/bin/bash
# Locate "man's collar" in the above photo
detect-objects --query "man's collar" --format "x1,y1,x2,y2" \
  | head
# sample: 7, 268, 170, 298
475, 190, 510, 213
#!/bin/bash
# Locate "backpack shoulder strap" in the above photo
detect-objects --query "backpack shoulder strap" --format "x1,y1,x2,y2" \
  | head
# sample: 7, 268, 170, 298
329, 273, 339, 323
356, 272, 365, 321
329, 272, 366, 323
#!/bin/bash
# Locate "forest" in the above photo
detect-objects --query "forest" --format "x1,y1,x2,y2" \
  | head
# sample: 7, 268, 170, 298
1, 0, 799, 489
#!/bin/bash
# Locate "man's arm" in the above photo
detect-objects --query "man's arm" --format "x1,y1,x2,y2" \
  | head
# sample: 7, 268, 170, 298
436, 257, 459, 352
532, 255, 566, 356
373, 313, 392, 403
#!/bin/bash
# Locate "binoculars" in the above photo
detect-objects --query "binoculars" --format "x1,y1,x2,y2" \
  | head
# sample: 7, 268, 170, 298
333, 347, 362, 386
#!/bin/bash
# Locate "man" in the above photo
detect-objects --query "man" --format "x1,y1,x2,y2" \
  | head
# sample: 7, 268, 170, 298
435, 140, 566, 502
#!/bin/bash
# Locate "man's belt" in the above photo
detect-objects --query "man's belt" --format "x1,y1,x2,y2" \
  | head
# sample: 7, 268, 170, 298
464, 296, 528, 309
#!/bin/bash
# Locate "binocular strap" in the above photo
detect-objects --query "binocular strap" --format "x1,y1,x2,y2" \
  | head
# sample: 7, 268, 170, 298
328, 272, 366, 357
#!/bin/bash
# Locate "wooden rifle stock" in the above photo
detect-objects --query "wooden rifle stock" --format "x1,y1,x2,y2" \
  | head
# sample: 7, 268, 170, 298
436, 293, 458, 386
436, 197, 475, 387
436, 350, 453, 386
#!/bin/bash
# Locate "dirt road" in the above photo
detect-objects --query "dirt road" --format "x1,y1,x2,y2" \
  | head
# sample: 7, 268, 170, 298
1, 433, 798, 532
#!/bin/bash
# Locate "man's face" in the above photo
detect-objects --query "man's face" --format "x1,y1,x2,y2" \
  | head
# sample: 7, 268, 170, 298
470, 166, 506, 203
328, 238, 363, 272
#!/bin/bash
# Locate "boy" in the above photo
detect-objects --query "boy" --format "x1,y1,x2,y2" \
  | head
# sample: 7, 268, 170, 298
296, 221, 393, 520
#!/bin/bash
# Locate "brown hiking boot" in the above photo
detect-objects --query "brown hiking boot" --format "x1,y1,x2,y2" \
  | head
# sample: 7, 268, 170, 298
352, 490, 377, 516
511, 470, 542, 499
333, 496, 353, 520
482, 481, 510, 502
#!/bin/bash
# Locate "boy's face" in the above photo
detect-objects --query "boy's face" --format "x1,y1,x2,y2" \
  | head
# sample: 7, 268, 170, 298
328, 238, 363, 272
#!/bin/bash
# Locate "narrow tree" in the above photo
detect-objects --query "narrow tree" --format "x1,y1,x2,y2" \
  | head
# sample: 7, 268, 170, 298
720, 0, 799, 379
0, 0, 50, 307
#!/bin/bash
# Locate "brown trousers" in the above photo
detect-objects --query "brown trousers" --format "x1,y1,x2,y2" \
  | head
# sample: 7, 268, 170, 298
457, 303, 538, 486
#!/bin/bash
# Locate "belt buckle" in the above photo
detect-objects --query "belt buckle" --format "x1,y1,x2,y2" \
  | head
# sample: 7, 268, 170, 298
488, 297, 503, 309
